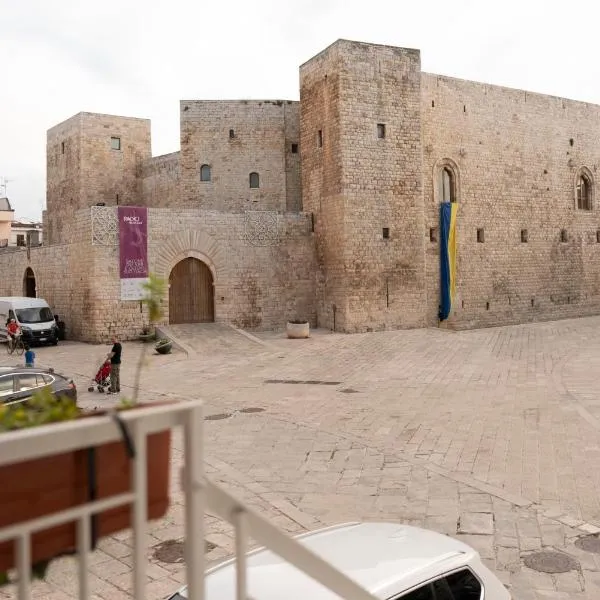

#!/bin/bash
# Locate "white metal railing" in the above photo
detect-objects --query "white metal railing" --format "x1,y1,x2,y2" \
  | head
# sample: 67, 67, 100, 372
0, 400, 377, 600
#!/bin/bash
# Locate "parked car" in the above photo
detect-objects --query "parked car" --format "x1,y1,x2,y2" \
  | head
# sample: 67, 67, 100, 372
168, 521, 510, 599
0, 366, 77, 406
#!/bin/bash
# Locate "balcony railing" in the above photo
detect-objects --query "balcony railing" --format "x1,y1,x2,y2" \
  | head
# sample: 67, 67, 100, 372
0, 400, 377, 600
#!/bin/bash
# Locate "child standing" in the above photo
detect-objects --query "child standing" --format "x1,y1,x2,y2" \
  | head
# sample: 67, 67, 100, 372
24, 345, 35, 367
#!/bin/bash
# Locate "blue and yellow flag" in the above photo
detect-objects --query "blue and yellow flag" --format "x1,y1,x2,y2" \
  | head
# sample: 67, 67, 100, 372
439, 202, 458, 321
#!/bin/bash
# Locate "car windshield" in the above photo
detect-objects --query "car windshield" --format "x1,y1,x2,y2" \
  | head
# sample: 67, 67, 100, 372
15, 307, 54, 324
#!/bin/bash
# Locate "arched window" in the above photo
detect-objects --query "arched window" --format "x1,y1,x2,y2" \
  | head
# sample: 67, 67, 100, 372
439, 167, 455, 203
200, 164, 211, 182
249, 172, 260, 189
577, 171, 592, 210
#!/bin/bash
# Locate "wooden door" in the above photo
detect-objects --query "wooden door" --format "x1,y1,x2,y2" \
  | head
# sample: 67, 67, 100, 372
169, 258, 214, 323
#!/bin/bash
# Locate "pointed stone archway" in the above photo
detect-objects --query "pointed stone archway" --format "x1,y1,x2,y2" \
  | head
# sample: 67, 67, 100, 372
154, 230, 227, 324
23, 267, 36, 298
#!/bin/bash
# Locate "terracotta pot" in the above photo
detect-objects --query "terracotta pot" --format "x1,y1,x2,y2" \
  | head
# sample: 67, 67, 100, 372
286, 321, 310, 339
0, 420, 171, 572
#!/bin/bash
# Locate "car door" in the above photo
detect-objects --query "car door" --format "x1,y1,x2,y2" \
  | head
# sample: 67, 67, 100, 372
8, 373, 44, 406
0, 374, 16, 402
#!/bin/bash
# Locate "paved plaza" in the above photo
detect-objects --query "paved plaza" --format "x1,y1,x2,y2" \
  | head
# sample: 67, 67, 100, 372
4, 318, 600, 599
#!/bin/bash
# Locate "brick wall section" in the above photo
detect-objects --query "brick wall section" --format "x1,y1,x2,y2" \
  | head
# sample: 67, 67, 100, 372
147, 209, 316, 330
301, 40, 426, 332
0, 210, 94, 340
283, 102, 302, 211
180, 100, 297, 212
46, 115, 82, 245
141, 152, 180, 208
300, 42, 346, 330
46, 113, 151, 245
422, 74, 600, 328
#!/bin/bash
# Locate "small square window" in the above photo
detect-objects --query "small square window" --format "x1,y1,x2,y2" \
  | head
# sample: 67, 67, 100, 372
110, 137, 121, 150
429, 227, 438, 243
377, 123, 386, 139
521, 229, 528, 243
61, 141, 65, 154
561, 229, 568, 243
291, 143, 298, 154
317, 130, 323, 148
382, 227, 390, 239
229, 129, 235, 139
477, 228, 485, 243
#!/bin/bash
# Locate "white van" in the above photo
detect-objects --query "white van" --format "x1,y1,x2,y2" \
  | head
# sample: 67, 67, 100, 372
0, 297, 59, 346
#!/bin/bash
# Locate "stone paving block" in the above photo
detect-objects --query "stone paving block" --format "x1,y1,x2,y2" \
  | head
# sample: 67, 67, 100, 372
496, 546, 522, 572
454, 533, 495, 559
553, 571, 584, 593
458, 512, 495, 535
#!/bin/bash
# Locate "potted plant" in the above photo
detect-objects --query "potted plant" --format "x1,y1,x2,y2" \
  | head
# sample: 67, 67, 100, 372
155, 338, 172, 355
0, 274, 171, 582
286, 319, 310, 339
138, 325, 155, 343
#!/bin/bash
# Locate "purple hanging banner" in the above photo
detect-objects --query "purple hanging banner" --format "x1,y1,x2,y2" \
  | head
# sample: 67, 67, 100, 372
118, 206, 149, 300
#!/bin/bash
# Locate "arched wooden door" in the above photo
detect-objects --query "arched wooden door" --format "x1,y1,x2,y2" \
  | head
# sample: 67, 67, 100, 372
169, 258, 214, 323
23, 267, 36, 298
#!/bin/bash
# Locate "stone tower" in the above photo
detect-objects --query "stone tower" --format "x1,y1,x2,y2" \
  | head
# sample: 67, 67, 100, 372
45, 112, 151, 244
300, 40, 427, 332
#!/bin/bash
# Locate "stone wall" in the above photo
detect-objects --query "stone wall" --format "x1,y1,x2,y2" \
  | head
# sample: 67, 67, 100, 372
0, 210, 95, 340
301, 40, 426, 332
46, 113, 151, 245
179, 100, 301, 212
141, 152, 181, 208
32, 206, 316, 342
46, 115, 82, 245
422, 74, 600, 328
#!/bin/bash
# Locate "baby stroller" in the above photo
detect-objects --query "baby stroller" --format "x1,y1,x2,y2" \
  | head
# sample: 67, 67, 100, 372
88, 360, 111, 393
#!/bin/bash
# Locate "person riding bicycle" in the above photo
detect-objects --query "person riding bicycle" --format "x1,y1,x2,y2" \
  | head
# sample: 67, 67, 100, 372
7, 318, 20, 351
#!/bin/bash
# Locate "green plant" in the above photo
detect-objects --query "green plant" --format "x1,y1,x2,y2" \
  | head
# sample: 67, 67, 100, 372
0, 386, 78, 433
131, 274, 166, 404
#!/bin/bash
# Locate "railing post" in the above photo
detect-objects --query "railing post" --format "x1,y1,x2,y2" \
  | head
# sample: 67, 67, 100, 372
77, 516, 91, 600
131, 422, 148, 599
233, 509, 247, 600
184, 403, 205, 600
16, 535, 31, 600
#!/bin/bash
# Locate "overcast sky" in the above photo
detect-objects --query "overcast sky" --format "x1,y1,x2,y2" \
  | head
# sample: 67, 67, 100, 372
2, 0, 599, 220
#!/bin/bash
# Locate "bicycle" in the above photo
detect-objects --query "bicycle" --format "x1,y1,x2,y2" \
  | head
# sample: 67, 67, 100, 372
6, 334, 25, 356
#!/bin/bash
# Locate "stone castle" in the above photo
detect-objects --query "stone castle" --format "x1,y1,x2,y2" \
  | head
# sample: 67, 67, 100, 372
2, 38, 600, 342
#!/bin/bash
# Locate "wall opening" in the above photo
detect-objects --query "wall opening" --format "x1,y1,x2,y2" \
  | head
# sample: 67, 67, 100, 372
477, 228, 485, 243
23, 267, 36, 298
430, 227, 438, 243
382, 227, 390, 239
377, 124, 386, 139
521, 229, 528, 243
169, 258, 214, 324
317, 130, 323, 148
200, 164, 212, 182
561, 229, 568, 243
249, 172, 260, 189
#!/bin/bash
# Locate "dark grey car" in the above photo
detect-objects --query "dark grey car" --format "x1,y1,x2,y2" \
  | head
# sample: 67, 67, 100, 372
0, 366, 77, 406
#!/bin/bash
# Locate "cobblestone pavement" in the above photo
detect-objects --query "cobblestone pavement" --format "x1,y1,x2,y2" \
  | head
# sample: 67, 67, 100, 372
4, 318, 600, 599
